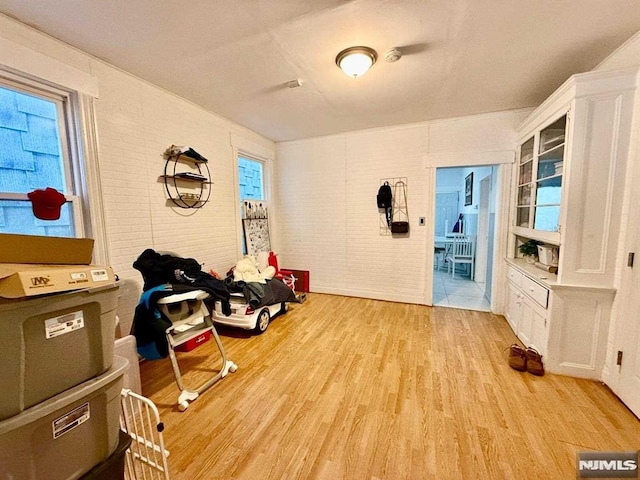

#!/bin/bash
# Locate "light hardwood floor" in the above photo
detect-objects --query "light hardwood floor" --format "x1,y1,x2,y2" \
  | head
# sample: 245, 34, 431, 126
139, 293, 640, 480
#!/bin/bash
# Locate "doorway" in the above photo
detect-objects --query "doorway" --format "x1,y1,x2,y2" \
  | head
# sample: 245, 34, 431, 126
432, 166, 497, 311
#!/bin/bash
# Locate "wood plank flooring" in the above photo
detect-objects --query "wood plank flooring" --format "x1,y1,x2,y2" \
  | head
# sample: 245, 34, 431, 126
139, 293, 640, 480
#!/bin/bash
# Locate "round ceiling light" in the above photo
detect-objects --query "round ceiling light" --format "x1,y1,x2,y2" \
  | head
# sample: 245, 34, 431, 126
335, 46, 378, 78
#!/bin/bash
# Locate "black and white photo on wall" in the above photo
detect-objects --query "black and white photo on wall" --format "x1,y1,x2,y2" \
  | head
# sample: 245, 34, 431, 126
464, 172, 473, 206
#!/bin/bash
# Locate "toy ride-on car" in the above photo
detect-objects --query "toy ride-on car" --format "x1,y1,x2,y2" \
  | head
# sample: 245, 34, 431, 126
211, 293, 287, 334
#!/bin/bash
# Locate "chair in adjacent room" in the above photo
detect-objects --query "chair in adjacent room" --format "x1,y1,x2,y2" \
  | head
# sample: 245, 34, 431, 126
434, 246, 446, 271
446, 234, 476, 279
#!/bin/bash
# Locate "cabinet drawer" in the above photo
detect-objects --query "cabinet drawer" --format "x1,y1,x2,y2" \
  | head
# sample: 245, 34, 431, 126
506, 265, 523, 287
521, 276, 549, 309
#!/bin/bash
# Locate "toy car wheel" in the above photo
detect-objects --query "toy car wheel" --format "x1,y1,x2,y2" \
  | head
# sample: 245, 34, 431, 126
254, 309, 270, 334
279, 302, 287, 315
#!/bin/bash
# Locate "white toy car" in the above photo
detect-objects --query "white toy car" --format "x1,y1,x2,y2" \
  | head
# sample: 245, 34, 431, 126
211, 293, 287, 334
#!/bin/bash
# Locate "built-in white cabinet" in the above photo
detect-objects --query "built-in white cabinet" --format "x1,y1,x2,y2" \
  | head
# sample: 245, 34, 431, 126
504, 67, 639, 379
504, 280, 520, 332
504, 265, 548, 356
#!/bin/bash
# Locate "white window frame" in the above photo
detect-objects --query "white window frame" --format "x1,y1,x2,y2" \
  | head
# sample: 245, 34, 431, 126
238, 153, 267, 203
236, 151, 272, 254
0, 67, 108, 264
230, 134, 275, 259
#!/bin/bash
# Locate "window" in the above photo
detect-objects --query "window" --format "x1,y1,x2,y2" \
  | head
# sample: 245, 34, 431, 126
237, 155, 265, 254
238, 155, 264, 203
0, 78, 83, 237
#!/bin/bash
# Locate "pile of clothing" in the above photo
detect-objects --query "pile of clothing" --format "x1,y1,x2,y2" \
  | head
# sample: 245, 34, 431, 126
224, 255, 298, 308
131, 250, 299, 359
131, 249, 231, 359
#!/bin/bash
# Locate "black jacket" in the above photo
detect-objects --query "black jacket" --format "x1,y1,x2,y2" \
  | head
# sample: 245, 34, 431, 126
131, 250, 233, 359
133, 248, 231, 315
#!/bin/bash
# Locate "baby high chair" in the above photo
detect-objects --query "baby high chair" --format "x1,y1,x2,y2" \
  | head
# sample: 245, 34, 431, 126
157, 289, 237, 411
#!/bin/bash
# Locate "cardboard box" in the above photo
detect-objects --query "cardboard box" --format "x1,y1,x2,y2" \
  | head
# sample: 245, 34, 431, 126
0, 263, 115, 298
0, 233, 94, 265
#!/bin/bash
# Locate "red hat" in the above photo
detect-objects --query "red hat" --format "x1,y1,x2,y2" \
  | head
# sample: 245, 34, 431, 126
27, 187, 67, 220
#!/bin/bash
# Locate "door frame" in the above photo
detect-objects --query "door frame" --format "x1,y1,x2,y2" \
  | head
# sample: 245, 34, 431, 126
427, 163, 510, 313
475, 174, 492, 285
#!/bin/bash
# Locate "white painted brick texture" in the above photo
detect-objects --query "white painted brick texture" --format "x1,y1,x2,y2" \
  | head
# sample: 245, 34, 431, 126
90, 63, 274, 335
275, 116, 523, 305
276, 126, 430, 304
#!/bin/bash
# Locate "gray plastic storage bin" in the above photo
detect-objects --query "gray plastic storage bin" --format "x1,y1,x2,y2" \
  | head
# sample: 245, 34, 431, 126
0, 355, 128, 480
79, 429, 132, 480
0, 283, 119, 420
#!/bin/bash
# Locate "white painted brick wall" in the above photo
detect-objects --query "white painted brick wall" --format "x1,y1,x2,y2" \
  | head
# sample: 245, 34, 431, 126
276, 124, 431, 304
275, 117, 522, 305
0, 17, 275, 336
90, 61, 274, 334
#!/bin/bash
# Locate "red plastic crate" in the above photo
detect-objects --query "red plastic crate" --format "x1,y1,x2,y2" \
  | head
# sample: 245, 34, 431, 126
175, 330, 211, 352
280, 269, 309, 293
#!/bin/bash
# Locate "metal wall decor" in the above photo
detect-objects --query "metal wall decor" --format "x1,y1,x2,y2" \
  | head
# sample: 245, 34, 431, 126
161, 145, 212, 209
378, 177, 408, 236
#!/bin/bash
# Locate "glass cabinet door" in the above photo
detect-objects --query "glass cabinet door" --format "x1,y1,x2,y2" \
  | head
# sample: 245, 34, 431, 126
514, 115, 566, 234
516, 137, 534, 228
534, 116, 565, 232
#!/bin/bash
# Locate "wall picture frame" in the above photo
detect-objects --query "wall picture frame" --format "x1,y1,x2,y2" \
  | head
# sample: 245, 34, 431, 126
243, 218, 271, 255
464, 172, 473, 206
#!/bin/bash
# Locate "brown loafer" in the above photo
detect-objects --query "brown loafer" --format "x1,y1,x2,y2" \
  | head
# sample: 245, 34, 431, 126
525, 347, 545, 376
508, 344, 527, 372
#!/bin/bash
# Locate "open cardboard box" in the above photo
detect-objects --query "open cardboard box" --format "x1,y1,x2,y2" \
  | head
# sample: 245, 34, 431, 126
0, 233, 94, 264
0, 233, 115, 298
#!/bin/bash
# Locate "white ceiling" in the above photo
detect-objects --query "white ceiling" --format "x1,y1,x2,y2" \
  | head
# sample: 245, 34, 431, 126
2, 0, 640, 142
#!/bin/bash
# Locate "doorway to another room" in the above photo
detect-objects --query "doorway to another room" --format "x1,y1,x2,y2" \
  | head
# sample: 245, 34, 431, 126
433, 166, 497, 311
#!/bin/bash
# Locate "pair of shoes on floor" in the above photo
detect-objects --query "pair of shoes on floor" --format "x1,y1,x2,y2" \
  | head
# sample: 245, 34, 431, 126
508, 344, 545, 376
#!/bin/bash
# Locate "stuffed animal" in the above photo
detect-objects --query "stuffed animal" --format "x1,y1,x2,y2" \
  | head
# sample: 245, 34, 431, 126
233, 255, 275, 284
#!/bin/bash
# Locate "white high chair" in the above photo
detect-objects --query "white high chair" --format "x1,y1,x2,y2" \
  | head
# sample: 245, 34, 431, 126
156, 289, 237, 411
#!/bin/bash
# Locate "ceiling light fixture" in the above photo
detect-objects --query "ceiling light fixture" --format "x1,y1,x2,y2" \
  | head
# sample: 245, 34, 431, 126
335, 46, 378, 78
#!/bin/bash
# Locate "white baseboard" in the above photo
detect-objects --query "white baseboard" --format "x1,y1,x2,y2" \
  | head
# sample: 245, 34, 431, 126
309, 285, 426, 305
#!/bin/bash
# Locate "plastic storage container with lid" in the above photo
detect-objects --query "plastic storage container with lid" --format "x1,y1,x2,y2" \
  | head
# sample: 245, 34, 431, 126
0, 355, 128, 480
0, 283, 119, 420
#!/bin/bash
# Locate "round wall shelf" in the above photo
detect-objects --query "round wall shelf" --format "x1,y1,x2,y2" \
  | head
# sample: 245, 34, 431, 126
161, 152, 211, 209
